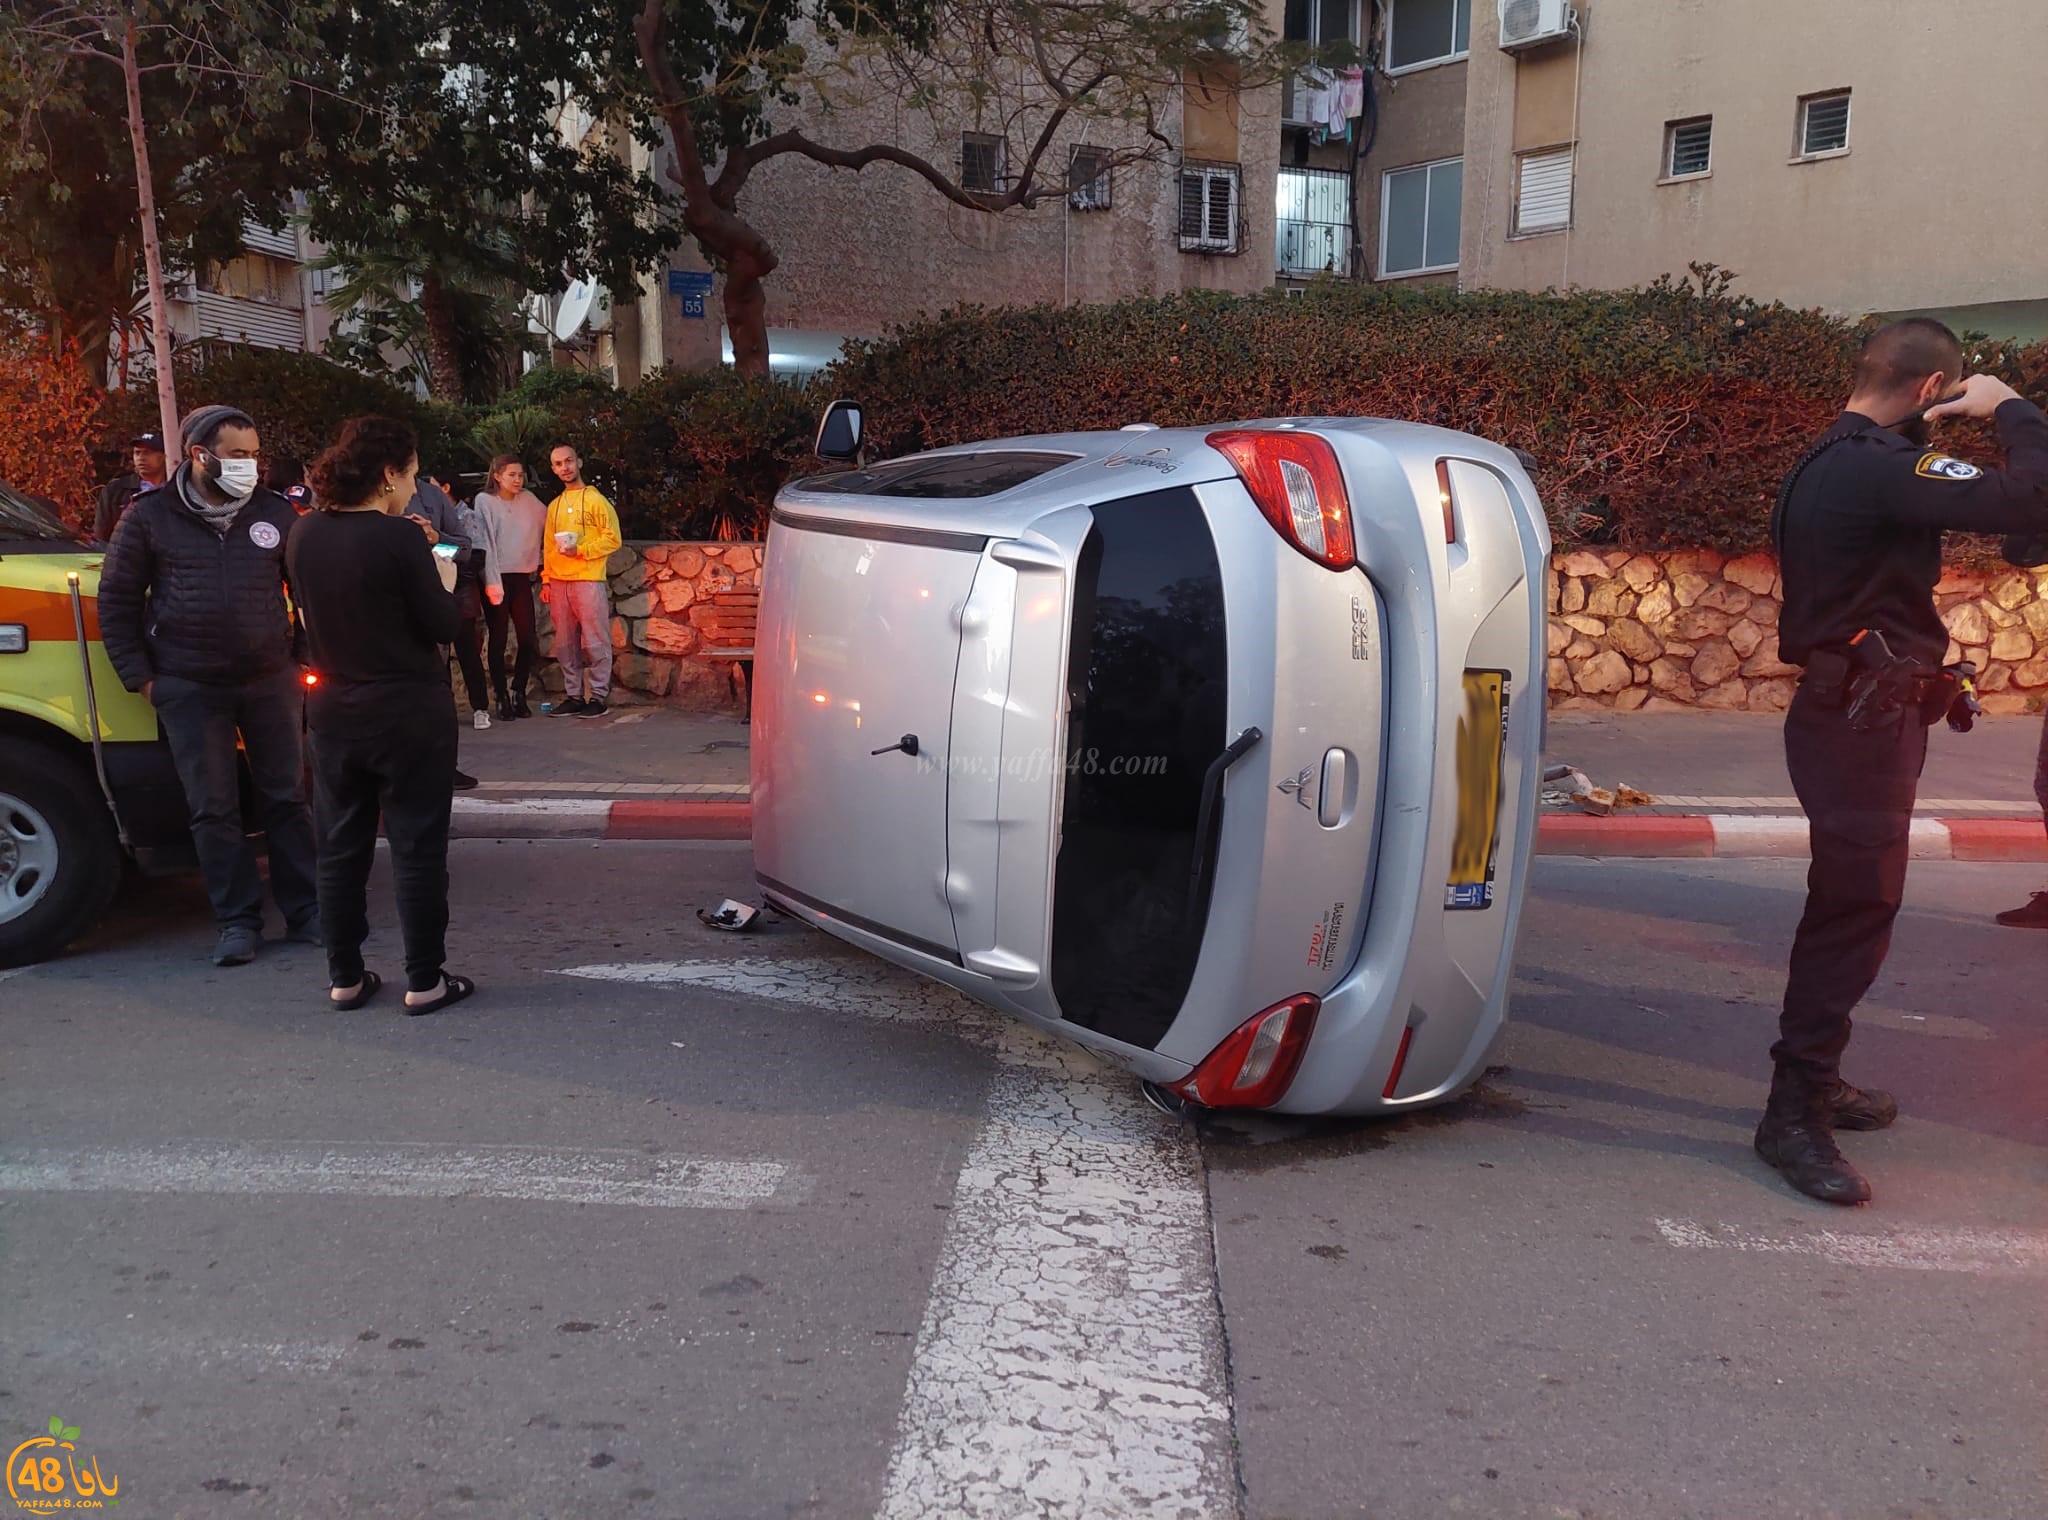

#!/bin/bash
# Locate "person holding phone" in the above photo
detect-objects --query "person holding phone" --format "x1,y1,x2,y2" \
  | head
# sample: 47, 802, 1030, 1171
542, 444, 622, 717
288, 416, 475, 1015
1761, 320, 2048, 1206
472, 454, 547, 721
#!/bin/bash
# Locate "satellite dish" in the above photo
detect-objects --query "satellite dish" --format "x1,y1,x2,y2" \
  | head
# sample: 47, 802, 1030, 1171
550, 280, 595, 341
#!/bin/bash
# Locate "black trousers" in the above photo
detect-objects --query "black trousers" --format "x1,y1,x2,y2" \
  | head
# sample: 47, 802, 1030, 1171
1776, 685, 1930, 1085
451, 617, 489, 713
308, 683, 458, 993
485, 571, 539, 704
151, 669, 319, 933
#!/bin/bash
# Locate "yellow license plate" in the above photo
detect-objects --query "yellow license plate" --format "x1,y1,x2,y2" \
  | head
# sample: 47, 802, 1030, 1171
1446, 670, 1510, 910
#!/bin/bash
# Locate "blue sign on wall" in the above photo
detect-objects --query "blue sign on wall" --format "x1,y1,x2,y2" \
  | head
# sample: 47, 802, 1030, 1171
666, 269, 715, 320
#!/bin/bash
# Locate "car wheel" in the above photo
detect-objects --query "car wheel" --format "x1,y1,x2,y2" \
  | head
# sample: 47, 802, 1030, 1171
0, 745, 123, 969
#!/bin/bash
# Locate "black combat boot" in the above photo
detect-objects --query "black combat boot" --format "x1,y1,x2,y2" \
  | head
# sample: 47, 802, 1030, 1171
1828, 1079, 1898, 1131
1755, 1067, 1872, 1205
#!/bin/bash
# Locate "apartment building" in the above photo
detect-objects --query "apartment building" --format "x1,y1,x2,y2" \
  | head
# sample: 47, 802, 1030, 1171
615, 0, 2046, 383
164, 220, 334, 356
1458, 0, 2048, 340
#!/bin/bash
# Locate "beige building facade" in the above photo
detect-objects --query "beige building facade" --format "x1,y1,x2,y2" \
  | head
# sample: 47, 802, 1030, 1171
1461, 0, 2048, 339
612, 0, 2048, 385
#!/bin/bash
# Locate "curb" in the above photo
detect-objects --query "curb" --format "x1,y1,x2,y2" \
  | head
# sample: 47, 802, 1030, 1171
449, 799, 2048, 862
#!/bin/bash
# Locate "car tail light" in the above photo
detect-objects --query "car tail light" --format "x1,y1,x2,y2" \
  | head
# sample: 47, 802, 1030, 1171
1172, 994, 1320, 1109
1207, 430, 1356, 570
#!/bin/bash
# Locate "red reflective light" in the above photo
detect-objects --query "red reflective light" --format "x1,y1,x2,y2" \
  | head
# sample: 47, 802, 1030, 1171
1382, 1024, 1416, 1100
1206, 430, 1356, 570
1435, 458, 1457, 544
302, 670, 320, 688
1172, 994, 1320, 1110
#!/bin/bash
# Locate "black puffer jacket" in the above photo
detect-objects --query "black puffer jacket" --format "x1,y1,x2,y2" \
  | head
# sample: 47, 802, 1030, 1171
97, 476, 301, 691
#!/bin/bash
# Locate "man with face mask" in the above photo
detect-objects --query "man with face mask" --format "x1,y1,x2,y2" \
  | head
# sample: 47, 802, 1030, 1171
98, 404, 321, 966
1759, 320, 2048, 1206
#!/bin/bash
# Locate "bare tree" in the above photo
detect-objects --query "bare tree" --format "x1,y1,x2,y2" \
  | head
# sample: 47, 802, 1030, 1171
630, 0, 1318, 376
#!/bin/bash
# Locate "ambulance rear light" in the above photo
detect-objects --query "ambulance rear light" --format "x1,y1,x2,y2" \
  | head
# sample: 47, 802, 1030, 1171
0, 624, 26, 654
1207, 430, 1356, 570
1172, 994, 1320, 1109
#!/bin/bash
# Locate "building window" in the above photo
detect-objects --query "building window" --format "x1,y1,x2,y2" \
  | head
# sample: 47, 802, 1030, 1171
1278, 165, 1352, 277
1513, 145, 1573, 235
1387, 0, 1471, 72
199, 251, 304, 309
1798, 90, 1851, 156
1664, 117, 1712, 179
1281, 0, 1361, 124
1380, 157, 1462, 277
1179, 161, 1243, 254
960, 132, 1006, 192
1068, 146, 1112, 211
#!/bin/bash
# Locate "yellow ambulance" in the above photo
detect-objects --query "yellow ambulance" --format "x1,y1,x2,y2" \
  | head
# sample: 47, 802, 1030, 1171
0, 481, 195, 966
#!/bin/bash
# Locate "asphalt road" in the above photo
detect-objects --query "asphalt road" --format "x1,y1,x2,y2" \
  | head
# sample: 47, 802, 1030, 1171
3, 843, 2044, 1519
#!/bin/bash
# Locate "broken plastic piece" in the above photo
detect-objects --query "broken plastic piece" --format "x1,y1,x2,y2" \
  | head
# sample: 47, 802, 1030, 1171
696, 899, 760, 932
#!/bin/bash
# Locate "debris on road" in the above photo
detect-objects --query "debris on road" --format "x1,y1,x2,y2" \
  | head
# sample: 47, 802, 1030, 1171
1541, 763, 1656, 816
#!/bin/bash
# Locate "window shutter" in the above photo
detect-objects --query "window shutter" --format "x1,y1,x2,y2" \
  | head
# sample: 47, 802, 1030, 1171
1179, 170, 1207, 242
1668, 119, 1712, 177
1207, 172, 1237, 246
1802, 93, 1850, 155
1515, 147, 1573, 234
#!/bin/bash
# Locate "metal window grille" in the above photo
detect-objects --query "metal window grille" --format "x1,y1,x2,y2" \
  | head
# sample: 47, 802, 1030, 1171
1178, 162, 1242, 254
1068, 147, 1112, 211
960, 132, 1005, 192
1801, 92, 1850, 155
1277, 166, 1352, 277
1667, 118, 1712, 178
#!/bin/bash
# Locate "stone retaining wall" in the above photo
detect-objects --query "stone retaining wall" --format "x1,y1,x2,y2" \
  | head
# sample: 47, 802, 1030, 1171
525, 539, 2048, 717
1548, 549, 2048, 714
533, 540, 763, 713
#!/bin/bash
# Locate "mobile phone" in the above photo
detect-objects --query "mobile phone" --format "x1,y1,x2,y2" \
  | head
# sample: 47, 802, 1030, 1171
432, 542, 458, 560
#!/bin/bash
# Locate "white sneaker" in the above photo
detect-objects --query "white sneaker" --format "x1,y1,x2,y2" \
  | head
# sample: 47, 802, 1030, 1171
473, 710, 491, 731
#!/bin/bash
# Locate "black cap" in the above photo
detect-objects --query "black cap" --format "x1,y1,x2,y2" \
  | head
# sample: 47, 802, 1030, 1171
132, 432, 164, 450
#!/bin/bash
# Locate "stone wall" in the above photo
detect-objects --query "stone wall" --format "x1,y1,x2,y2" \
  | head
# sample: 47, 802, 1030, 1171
533, 540, 763, 713
1547, 550, 2048, 714
530, 539, 2048, 717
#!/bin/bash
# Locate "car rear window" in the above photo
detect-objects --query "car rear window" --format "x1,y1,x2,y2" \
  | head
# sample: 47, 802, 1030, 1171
1051, 486, 1227, 1050
0, 480, 83, 545
794, 451, 1076, 499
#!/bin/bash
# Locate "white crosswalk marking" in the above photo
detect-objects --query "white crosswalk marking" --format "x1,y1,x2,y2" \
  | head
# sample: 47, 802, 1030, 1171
0, 1141, 803, 1210
562, 954, 1238, 1520
1656, 1218, 2048, 1278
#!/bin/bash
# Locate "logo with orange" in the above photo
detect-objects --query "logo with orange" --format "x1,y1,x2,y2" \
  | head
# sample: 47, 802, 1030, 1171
7, 1417, 120, 1510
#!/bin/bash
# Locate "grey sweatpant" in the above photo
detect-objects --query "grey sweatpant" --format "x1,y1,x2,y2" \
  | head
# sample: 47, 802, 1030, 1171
551, 578, 612, 701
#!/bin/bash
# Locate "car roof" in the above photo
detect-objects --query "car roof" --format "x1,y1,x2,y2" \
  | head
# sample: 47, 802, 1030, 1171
773, 418, 1526, 540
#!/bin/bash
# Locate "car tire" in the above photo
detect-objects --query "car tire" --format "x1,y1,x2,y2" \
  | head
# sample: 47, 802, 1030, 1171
0, 743, 123, 969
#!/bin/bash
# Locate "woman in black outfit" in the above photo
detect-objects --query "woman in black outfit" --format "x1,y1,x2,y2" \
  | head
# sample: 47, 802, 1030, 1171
289, 417, 475, 1014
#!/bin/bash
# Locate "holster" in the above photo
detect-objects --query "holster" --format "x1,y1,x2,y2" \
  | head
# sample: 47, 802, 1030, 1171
1800, 648, 1852, 708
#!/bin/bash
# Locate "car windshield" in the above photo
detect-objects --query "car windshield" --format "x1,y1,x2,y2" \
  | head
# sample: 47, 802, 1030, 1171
0, 480, 84, 546
1050, 486, 1228, 1050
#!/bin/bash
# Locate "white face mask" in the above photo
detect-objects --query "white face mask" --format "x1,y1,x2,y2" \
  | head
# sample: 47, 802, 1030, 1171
215, 457, 260, 500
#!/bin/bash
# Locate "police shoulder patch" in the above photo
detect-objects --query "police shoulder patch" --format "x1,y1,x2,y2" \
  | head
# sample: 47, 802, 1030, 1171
1914, 453, 1983, 481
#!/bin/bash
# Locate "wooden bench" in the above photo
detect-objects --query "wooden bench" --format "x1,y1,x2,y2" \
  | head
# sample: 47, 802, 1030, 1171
694, 588, 759, 717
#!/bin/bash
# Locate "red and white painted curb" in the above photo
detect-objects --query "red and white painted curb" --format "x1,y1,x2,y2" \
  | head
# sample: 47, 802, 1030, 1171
452, 797, 2047, 860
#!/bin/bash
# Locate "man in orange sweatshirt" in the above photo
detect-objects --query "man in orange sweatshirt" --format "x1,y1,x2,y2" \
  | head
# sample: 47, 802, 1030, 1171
542, 444, 623, 717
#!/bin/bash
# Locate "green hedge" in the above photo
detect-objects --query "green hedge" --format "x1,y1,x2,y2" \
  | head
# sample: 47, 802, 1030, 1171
98, 348, 470, 481
828, 270, 2047, 552
91, 276, 2048, 551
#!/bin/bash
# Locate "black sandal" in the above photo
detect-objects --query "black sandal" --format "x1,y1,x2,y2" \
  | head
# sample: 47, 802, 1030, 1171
330, 971, 381, 1011
403, 973, 475, 1016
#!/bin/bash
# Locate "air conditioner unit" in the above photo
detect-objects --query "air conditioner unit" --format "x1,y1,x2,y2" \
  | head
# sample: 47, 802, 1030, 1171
1498, 0, 1574, 50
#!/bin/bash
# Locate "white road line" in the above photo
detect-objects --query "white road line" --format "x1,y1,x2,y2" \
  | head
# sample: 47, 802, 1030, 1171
0, 1141, 804, 1211
1656, 1218, 2048, 1278
562, 954, 1238, 1520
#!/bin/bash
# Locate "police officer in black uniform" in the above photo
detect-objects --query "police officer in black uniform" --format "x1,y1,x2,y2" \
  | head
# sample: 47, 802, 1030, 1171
1764, 319, 2048, 1204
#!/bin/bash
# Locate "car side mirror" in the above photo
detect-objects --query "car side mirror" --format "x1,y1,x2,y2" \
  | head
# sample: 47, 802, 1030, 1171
815, 400, 864, 463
